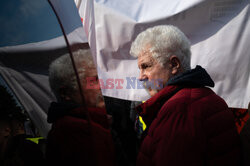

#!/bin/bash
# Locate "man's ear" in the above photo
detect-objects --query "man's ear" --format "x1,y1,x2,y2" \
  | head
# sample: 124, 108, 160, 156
169, 55, 181, 75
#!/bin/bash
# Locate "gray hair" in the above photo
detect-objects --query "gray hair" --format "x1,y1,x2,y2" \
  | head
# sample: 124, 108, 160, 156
49, 49, 94, 101
130, 25, 191, 71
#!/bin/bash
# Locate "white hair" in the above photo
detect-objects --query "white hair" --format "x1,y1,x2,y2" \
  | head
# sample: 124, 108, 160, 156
130, 25, 191, 70
49, 49, 94, 101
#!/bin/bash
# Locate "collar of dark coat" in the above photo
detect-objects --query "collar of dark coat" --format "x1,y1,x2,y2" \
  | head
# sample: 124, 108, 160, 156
136, 85, 180, 127
48, 102, 78, 123
47, 102, 88, 123
47, 102, 110, 129
167, 65, 214, 87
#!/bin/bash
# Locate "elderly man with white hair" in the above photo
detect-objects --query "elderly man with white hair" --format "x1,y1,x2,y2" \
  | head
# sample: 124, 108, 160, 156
130, 25, 241, 166
46, 48, 114, 166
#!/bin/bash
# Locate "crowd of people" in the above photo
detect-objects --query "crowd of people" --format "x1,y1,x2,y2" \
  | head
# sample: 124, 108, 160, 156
0, 25, 249, 166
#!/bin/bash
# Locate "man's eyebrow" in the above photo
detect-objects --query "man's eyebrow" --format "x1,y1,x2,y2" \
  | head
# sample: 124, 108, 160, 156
138, 61, 145, 67
139, 62, 152, 69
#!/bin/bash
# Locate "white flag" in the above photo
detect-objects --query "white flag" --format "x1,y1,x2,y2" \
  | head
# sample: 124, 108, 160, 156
77, 0, 250, 109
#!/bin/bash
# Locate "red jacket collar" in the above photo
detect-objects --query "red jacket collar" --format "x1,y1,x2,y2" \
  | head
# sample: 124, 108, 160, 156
136, 85, 179, 126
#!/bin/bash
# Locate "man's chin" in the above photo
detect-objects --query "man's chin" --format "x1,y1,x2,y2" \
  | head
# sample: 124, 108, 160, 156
143, 82, 164, 97
147, 89, 159, 97
96, 101, 105, 108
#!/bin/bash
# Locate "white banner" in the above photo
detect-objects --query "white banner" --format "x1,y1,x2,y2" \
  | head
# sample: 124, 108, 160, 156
77, 0, 250, 109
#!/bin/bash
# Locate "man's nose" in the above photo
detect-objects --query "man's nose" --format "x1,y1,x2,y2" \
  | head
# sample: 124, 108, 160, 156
139, 70, 147, 81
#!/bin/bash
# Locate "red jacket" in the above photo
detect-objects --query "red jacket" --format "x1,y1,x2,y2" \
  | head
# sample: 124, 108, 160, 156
136, 66, 241, 166
46, 102, 115, 166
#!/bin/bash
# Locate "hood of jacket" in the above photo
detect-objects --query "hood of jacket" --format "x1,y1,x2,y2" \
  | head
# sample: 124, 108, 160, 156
167, 65, 214, 87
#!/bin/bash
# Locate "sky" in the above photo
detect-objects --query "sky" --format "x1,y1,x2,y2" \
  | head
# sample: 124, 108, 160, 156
0, 0, 63, 47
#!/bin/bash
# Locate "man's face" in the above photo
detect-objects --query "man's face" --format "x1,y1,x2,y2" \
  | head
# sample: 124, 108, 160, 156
70, 64, 105, 108
81, 66, 105, 108
138, 47, 173, 96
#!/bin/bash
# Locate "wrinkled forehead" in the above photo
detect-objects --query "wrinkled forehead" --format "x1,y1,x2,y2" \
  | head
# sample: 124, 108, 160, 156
78, 65, 97, 77
85, 66, 98, 77
137, 52, 158, 69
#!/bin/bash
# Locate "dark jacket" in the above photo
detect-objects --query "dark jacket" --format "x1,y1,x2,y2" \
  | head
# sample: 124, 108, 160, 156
3, 134, 45, 166
136, 66, 241, 166
46, 102, 115, 166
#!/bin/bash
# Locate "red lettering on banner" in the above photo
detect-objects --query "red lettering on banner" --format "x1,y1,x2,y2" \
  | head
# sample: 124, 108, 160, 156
105, 79, 114, 89
115, 79, 124, 89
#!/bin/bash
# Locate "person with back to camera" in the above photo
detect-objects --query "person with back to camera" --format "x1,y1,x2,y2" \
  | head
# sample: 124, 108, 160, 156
130, 25, 241, 166
46, 48, 115, 166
